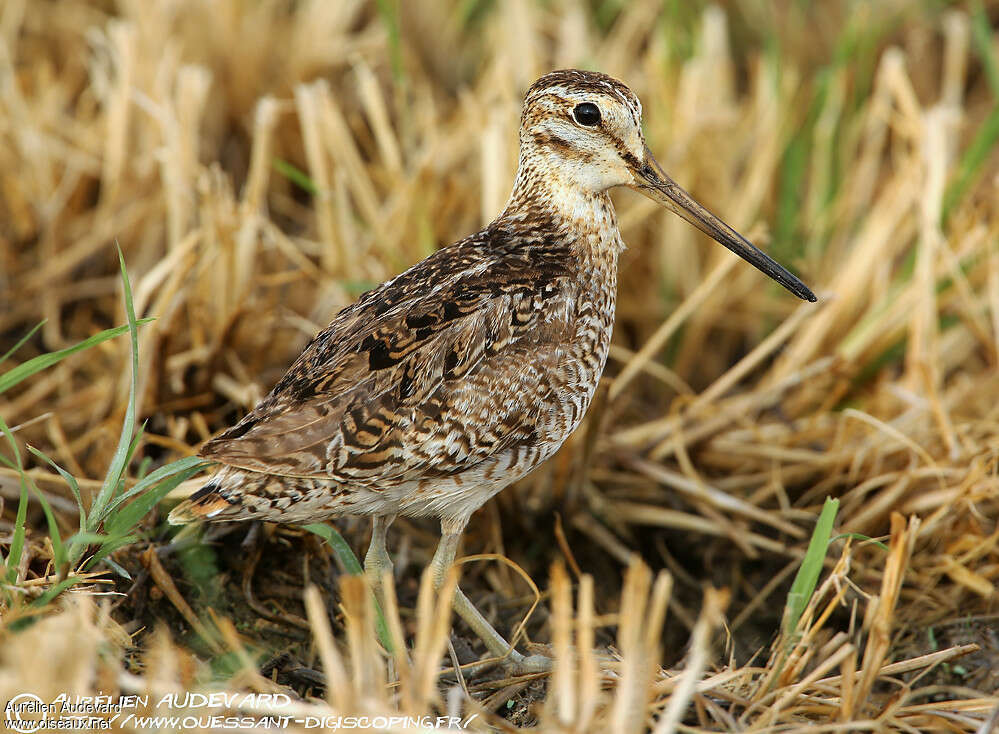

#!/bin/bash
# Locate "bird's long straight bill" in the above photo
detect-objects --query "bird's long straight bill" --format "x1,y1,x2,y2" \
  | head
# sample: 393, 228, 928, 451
632, 150, 817, 302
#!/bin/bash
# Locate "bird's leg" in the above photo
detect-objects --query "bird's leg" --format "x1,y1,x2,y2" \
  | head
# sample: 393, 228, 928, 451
430, 517, 550, 674
364, 514, 396, 608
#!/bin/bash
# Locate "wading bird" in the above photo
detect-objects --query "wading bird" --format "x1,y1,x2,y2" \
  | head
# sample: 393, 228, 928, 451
169, 69, 815, 674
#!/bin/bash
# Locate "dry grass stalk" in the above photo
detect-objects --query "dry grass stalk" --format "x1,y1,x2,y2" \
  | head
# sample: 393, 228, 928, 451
3, 0, 999, 730
609, 558, 672, 734
852, 513, 919, 719
651, 586, 727, 734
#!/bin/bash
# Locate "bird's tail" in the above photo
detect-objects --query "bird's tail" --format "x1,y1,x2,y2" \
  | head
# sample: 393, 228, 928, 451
167, 464, 281, 524
167, 466, 343, 524
167, 473, 244, 524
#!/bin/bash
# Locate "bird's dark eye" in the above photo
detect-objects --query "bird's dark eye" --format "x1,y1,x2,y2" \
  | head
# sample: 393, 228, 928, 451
572, 102, 601, 127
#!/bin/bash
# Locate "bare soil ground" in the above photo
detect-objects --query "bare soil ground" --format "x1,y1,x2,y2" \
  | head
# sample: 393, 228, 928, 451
2, 1, 998, 731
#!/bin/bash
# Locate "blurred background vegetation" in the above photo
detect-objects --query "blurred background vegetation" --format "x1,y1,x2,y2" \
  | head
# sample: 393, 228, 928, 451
1, 0, 998, 730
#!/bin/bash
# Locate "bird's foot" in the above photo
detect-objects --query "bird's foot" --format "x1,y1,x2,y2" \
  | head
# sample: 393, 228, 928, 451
506, 652, 552, 675
465, 648, 551, 678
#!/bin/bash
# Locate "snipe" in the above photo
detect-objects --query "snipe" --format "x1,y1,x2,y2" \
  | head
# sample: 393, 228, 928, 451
169, 69, 815, 674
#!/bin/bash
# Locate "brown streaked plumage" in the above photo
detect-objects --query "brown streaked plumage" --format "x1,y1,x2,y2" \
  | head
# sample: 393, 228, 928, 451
169, 69, 815, 672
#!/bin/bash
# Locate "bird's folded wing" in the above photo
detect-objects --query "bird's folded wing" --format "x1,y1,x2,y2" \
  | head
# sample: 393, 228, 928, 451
199, 239, 575, 485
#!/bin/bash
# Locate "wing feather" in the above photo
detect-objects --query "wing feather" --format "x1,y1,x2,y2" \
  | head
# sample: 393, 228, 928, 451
200, 231, 577, 485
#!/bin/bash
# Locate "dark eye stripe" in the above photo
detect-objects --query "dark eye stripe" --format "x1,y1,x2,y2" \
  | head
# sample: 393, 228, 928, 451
572, 102, 601, 127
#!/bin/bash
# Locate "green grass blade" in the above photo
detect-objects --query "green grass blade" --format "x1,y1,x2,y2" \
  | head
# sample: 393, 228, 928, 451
0, 420, 33, 584
136, 456, 153, 480
31, 576, 88, 608
104, 460, 207, 538
304, 523, 364, 574
0, 320, 45, 366
273, 158, 317, 195
126, 420, 147, 462
831, 532, 889, 552
942, 2, 999, 220
0, 319, 151, 396
942, 106, 999, 220
0, 419, 67, 579
104, 456, 208, 516
96, 420, 149, 511
304, 522, 393, 653
375, 0, 405, 84
89, 245, 141, 527
1, 451, 29, 586
67, 532, 137, 578
28, 446, 87, 531
27, 481, 67, 578
104, 557, 132, 580
784, 497, 840, 637
66, 531, 115, 549
970, 1, 999, 97
82, 535, 140, 572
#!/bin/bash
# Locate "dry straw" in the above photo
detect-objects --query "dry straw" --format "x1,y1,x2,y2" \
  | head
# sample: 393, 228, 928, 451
2, 0, 999, 731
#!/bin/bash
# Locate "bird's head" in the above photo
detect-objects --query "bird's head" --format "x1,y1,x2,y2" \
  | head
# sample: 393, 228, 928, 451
517, 69, 816, 302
